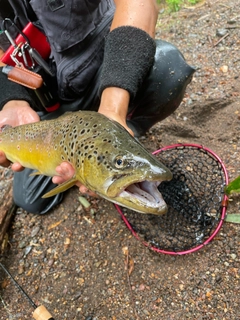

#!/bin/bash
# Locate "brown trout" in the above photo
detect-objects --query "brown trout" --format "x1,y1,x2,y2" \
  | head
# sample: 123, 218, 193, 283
0, 111, 172, 214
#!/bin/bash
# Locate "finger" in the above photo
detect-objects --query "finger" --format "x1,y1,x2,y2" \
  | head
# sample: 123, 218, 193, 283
55, 162, 75, 179
78, 184, 98, 197
52, 176, 65, 185
0, 151, 11, 167
11, 162, 25, 172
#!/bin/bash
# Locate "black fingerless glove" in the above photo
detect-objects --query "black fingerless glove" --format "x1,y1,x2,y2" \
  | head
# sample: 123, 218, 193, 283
99, 26, 156, 99
0, 68, 38, 110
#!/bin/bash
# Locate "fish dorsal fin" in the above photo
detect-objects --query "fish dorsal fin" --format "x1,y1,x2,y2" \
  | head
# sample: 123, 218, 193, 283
42, 177, 78, 198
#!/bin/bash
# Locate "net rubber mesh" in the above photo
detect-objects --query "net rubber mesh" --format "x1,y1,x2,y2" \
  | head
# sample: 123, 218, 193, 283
117, 145, 228, 254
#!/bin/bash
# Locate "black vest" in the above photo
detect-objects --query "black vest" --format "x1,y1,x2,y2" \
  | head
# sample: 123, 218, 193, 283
0, 0, 115, 100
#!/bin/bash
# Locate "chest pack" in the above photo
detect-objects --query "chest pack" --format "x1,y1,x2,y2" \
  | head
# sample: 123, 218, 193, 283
0, 0, 115, 101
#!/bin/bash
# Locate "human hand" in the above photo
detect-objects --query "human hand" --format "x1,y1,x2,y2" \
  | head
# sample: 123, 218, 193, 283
0, 100, 40, 170
52, 162, 98, 197
98, 87, 134, 136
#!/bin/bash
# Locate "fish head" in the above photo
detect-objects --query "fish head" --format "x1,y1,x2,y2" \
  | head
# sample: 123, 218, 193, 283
78, 120, 172, 215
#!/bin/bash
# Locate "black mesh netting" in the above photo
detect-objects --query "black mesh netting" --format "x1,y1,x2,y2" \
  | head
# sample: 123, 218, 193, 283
119, 145, 227, 253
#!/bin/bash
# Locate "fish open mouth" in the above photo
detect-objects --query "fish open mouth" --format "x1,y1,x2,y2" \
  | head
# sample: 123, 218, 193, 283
119, 180, 167, 210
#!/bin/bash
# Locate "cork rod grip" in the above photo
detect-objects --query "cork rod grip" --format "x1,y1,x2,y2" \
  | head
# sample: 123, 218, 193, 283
32, 305, 54, 320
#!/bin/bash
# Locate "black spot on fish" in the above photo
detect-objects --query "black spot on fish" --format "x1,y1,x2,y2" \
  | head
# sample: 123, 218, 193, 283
97, 155, 105, 164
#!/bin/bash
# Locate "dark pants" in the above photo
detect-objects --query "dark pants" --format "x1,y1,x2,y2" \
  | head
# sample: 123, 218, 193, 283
13, 39, 195, 214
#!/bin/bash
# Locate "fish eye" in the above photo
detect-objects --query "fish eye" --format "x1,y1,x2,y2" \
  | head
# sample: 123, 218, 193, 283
115, 156, 125, 168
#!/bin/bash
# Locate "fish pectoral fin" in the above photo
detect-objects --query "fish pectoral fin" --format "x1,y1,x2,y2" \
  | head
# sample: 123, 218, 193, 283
42, 178, 78, 198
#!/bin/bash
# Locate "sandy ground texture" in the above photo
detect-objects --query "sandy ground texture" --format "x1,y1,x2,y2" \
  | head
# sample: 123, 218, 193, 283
0, 0, 240, 319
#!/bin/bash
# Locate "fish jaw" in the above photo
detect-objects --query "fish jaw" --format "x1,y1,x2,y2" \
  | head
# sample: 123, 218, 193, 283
101, 178, 169, 215
98, 163, 172, 215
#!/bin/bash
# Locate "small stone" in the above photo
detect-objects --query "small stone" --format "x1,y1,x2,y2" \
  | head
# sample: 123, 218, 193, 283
216, 28, 228, 37
18, 265, 24, 275
24, 246, 32, 256
48, 259, 54, 267
230, 253, 237, 260
220, 65, 228, 73
31, 226, 40, 237
143, 309, 150, 315
139, 284, 145, 291
18, 241, 27, 249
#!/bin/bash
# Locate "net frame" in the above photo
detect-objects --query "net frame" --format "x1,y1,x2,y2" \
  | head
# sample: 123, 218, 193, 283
115, 143, 229, 255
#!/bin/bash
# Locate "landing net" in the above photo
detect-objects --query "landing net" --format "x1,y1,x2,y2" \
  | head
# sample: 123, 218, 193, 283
115, 144, 228, 255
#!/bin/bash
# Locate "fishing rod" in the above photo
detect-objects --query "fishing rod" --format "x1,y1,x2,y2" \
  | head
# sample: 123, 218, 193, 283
0, 262, 55, 320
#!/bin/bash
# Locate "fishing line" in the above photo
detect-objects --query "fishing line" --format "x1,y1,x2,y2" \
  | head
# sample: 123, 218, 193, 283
115, 143, 229, 255
0, 261, 55, 319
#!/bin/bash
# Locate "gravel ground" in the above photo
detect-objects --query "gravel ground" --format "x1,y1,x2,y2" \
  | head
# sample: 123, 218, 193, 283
0, 1, 240, 319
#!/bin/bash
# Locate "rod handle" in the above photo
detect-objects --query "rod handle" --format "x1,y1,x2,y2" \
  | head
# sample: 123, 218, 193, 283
32, 305, 54, 320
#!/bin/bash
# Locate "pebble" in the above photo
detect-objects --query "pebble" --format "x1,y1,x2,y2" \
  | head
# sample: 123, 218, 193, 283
216, 28, 228, 37
230, 254, 237, 260
220, 65, 229, 73
18, 241, 27, 249
31, 226, 40, 237
24, 246, 32, 256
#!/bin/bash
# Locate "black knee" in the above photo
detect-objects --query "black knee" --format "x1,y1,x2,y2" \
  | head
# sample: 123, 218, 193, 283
13, 169, 64, 214
129, 39, 196, 135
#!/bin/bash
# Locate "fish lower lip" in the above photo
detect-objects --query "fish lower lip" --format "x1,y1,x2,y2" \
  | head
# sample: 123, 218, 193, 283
123, 181, 165, 207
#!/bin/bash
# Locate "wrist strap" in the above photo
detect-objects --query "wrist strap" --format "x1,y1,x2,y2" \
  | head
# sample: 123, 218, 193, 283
99, 26, 156, 98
